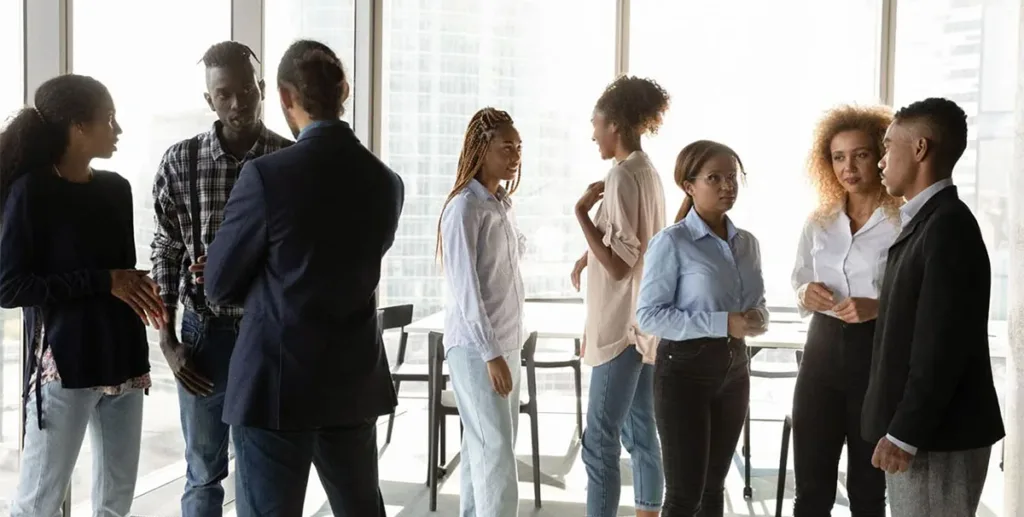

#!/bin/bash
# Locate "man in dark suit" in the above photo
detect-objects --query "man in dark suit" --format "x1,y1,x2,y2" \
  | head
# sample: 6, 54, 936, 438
862, 97, 1004, 516
204, 39, 404, 516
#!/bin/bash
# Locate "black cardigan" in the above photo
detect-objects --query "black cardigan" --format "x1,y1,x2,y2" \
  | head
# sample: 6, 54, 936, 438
0, 170, 150, 406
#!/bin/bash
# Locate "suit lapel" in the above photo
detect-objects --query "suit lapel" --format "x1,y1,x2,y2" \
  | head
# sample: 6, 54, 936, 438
889, 186, 958, 250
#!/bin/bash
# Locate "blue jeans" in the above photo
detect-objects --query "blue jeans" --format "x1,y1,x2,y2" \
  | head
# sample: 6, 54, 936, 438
177, 311, 239, 517
446, 346, 522, 517
12, 382, 144, 517
583, 345, 664, 516
232, 420, 386, 517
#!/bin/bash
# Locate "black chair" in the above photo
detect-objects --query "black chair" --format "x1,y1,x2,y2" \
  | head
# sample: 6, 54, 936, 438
775, 414, 793, 517
377, 304, 438, 445
427, 331, 543, 511
524, 297, 584, 437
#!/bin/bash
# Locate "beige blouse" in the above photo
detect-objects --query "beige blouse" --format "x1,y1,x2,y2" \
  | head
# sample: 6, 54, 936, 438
584, 151, 666, 366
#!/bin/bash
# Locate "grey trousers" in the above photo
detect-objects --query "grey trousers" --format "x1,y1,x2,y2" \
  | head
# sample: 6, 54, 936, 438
886, 446, 992, 517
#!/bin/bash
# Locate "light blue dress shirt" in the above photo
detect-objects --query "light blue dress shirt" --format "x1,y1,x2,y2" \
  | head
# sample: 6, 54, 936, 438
636, 209, 768, 341
440, 179, 526, 361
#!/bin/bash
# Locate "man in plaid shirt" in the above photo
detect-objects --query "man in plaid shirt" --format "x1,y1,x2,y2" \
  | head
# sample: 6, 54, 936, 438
150, 41, 291, 517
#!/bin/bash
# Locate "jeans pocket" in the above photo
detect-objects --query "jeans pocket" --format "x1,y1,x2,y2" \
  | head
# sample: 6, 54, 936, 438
180, 313, 204, 350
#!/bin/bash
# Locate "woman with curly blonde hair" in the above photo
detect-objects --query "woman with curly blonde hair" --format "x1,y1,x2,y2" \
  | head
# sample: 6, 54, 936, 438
790, 105, 901, 517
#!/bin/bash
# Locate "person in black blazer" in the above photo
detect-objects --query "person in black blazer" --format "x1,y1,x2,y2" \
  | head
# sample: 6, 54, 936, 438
204, 40, 404, 517
862, 97, 1004, 517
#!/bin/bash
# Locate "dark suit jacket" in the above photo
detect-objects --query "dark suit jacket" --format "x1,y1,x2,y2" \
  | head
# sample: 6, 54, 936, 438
205, 121, 405, 430
861, 185, 1004, 451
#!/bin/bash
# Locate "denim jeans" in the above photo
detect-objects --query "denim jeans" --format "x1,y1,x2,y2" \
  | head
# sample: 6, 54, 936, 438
446, 345, 522, 517
177, 311, 239, 517
654, 337, 749, 517
582, 345, 664, 516
232, 419, 387, 517
12, 382, 143, 517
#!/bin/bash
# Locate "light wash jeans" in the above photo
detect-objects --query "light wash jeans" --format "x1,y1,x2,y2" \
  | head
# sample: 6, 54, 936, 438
446, 345, 522, 517
582, 345, 664, 516
12, 381, 144, 517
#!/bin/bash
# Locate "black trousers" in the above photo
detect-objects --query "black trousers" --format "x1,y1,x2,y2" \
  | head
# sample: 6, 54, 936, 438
654, 337, 750, 517
792, 313, 885, 517
232, 417, 386, 517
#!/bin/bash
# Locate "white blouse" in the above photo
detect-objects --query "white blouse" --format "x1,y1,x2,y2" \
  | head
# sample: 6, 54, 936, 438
791, 206, 901, 318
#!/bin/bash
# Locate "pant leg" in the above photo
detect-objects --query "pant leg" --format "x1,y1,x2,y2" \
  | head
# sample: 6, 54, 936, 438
446, 345, 519, 517
12, 382, 100, 517
886, 447, 991, 517
654, 338, 732, 517
178, 312, 237, 517
842, 380, 885, 517
89, 390, 144, 517
311, 418, 387, 517
700, 349, 750, 517
618, 349, 664, 513
583, 346, 645, 517
791, 371, 847, 517
232, 425, 315, 517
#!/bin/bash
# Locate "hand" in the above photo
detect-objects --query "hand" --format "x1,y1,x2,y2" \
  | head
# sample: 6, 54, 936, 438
575, 181, 605, 214
159, 333, 214, 396
743, 310, 767, 337
189, 255, 206, 284
110, 270, 167, 329
570, 253, 588, 292
871, 436, 913, 474
726, 312, 749, 339
799, 282, 835, 312
832, 297, 879, 323
486, 356, 513, 398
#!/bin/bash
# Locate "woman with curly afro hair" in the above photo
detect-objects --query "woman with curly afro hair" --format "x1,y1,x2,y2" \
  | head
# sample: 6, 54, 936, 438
572, 75, 669, 517
790, 104, 901, 517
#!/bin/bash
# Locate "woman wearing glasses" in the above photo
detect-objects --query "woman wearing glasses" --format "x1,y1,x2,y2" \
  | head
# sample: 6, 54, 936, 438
636, 140, 768, 517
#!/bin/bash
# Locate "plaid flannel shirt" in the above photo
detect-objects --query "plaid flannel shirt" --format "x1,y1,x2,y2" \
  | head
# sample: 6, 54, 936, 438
151, 122, 292, 317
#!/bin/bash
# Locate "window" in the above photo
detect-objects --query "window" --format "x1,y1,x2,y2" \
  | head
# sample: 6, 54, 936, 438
893, 0, 1020, 320
0, 0, 23, 511
71, 0, 230, 510
263, 0, 357, 136
379, 0, 617, 318
629, 0, 884, 308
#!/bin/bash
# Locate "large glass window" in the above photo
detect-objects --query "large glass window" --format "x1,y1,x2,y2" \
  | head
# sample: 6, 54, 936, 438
379, 0, 617, 317
0, 1, 23, 511
628, 0, 884, 309
71, 0, 231, 511
893, 0, 1020, 320
263, 0, 357, 136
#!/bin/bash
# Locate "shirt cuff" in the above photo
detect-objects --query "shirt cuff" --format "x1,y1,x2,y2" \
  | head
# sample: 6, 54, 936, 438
886, 434, 918, 456
478, 342, 504, 362
712, 311, 730, 338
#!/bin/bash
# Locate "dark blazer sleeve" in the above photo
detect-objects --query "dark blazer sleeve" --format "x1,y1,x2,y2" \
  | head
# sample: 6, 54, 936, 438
887, 212, 986, 445
0, 176, 112, 308
205, 162, 268, 306
384, 170, 405, 254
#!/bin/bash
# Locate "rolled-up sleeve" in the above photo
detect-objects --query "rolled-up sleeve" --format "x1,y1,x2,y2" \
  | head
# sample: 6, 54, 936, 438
441, 198, 501, 361
599, 168, 642, 268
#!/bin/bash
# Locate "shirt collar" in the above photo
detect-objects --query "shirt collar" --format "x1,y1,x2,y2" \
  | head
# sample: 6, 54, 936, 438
207, 121, 274, 161
683, 207, 738, 242
900, 178, 953, 227
298, 119, 346, 140
466, 178, 512, 207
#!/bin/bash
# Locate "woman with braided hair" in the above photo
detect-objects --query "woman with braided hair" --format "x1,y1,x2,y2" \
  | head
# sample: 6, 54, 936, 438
437, 107, 526, 517
572, 74, 669, 517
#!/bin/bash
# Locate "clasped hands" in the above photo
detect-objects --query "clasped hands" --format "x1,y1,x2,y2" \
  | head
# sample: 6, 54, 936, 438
727, 310, 767, 339
800, 282, 878, 323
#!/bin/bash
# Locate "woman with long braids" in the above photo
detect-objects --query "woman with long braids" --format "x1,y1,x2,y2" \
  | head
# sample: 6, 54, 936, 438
0, 74, 166, 516
572, 74, 669, 517
636, 140, 768, 517
438, 107, 526, 517
790, 105, 898, 517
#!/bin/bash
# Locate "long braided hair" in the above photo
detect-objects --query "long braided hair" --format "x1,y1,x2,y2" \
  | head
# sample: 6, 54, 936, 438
435, 107, 520, 262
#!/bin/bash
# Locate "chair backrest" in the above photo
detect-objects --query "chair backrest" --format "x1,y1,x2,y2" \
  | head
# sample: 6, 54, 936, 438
379, 304, 414, 331
525, 297, 583, 304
